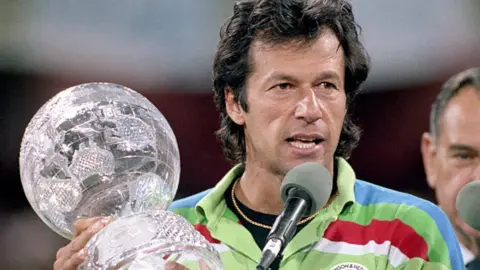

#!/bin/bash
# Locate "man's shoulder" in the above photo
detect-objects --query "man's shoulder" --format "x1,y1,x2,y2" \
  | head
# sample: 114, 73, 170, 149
170, 189, 212, 210
353, 179, 444, 220
168, 189, 212, 221
346, 180, 463, 268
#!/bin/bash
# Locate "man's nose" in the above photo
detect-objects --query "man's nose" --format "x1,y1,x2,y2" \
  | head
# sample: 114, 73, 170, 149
293, 89, 323, 124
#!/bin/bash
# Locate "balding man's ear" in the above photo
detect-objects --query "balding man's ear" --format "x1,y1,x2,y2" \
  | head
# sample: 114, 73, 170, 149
421, 132, 438, 189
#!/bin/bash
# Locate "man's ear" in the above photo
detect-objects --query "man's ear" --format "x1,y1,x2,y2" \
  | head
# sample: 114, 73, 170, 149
224, 88, 245, 125
421, 132, 438, 189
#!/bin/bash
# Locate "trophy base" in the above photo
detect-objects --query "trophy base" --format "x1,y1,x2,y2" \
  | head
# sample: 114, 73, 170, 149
79, 210, 223, 270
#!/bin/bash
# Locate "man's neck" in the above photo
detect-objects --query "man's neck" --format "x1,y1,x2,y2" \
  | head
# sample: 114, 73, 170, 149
234, 160, 336, 215
456, 228, 479, 258
235, 165, 284, 215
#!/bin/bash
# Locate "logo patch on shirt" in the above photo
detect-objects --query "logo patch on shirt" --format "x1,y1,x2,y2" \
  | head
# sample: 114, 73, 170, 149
329, 262, 368, 270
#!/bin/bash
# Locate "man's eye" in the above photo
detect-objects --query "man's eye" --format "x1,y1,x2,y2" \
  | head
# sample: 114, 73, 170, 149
319, 82, 337, 89
454, 152, 475, 160
275, 83, 293, 90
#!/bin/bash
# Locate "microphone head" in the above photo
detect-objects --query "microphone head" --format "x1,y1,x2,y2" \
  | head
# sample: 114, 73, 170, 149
456, 180, 480, 231
280, 162, 333, 216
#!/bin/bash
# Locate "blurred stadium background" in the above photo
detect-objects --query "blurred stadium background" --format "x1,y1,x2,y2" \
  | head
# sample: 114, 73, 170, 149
0, 1, 479, 269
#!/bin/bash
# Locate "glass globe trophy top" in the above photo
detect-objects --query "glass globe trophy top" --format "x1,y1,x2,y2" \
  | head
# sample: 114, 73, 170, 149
19, 83, 223, 269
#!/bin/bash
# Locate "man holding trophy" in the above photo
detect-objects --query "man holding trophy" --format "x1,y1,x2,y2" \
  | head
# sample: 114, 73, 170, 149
46, 0, 464, 269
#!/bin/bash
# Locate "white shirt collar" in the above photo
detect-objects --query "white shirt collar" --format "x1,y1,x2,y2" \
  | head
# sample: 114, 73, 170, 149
461, 241, 475, 265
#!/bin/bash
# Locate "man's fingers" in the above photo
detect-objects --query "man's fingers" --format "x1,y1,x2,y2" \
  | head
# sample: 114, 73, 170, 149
53, 259, 63, 270
56, 217, 111, 264
73, 217, 104, 237
199, 259, 211, 270
164, 260, 212, 270
56, 246, 66, 260
165, 261, 189, 270
54, 217, 114, 270
61, 249, 87, 270
71, 218, 112, 253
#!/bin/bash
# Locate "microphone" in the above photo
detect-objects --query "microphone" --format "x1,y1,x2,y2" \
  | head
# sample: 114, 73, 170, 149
456, 180, 480, 231
256, 162, 332, 270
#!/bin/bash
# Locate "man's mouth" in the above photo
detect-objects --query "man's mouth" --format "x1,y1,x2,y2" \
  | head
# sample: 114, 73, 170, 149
286, 135, 324, 149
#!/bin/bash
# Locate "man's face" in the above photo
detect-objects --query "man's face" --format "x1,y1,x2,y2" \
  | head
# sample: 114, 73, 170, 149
225, 28, 346, 176
421, 86, 480, 253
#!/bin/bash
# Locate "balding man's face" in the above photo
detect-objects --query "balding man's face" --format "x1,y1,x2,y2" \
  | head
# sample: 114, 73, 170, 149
421, 86, 480, 255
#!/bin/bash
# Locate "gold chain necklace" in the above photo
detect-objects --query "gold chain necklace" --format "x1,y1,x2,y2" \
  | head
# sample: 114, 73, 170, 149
231, 179, 335, 230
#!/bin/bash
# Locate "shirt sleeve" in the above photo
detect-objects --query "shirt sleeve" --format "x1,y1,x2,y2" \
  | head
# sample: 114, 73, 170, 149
393, 203, 465, 270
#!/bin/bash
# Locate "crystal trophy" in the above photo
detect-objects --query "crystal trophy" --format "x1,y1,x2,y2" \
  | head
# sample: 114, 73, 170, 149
19, 82, 223, 269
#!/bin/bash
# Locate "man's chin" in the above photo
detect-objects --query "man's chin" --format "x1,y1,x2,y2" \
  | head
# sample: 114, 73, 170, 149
276, 158, 332, 180
284, 158, 328, 170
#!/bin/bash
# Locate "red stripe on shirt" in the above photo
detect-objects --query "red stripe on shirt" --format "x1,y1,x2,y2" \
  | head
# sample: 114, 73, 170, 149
323, 219, 429, 261
194, 224, 221, 244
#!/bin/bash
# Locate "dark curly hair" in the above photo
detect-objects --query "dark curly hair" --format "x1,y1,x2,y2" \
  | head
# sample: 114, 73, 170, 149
213, 0, 370, 164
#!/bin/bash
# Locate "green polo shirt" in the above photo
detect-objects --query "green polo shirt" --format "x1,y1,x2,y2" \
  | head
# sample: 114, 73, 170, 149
169, 158, 463, 269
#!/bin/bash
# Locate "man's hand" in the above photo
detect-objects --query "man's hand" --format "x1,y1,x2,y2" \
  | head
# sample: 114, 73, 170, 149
54, 217, 212, 270
165, 262, 189, 270
53, 217, 113, 270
